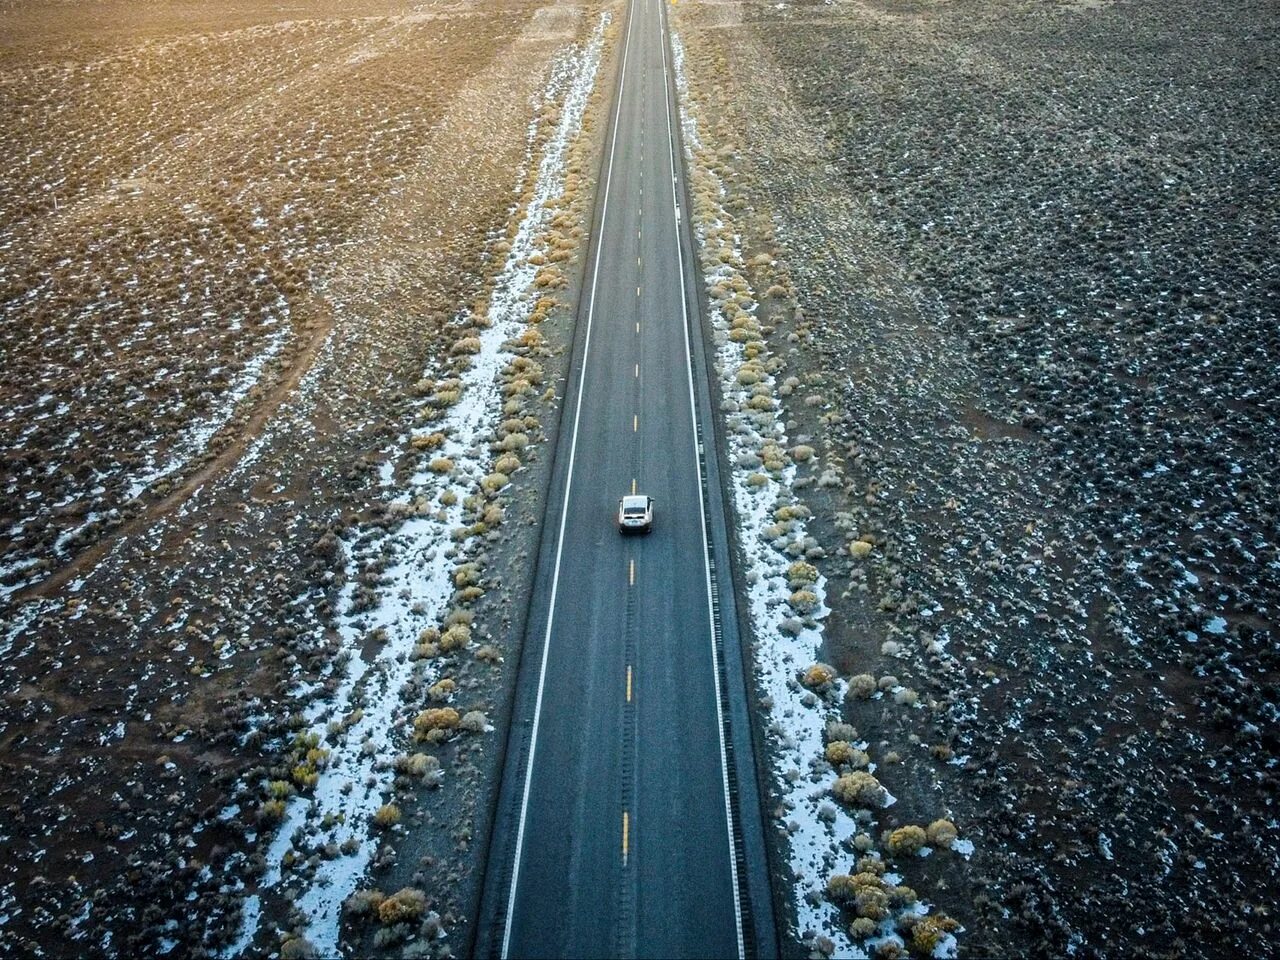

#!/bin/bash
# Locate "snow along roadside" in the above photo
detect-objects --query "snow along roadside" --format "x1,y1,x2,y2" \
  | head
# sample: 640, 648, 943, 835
223, 16, 609, 956
671, 29, 959, 960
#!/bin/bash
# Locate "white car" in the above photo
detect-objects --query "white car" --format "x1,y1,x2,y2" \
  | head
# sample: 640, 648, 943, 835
617, 494, 654, 534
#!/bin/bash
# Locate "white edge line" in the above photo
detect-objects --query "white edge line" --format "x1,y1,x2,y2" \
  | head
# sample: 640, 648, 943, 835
658, 3, 747, 957
500, 3, 639, 957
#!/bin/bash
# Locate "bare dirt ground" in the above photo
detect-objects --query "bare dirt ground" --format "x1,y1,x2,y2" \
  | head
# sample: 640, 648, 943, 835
0, 0, 609, 955
673, 0, 1278, 956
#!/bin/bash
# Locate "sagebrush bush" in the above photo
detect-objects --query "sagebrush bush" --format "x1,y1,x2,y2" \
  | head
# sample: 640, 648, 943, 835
848, 916, 877, 940
261, 799, 286, 821
787, 560, 818, 587
280, 936, 317, 960
345, 889, 386, 919
888, 885, 916, 908
847, 674, 877, 700
439, 623, 471, 651
886, 825, 927, 857
460, 710, 488, 733
855, 855, 885, 876
826, 742, 868, 769
855, 883, 889, 921
481, 472, 509, 494
376, 888, 427, 925
773, 503, 812, 522
413, 708, 459, 740
410, 432, 445, 451
927, 819, 958, 847
832, 771, 887, 808
801, 663, 836, 688
503, 378, 532, 399
911, 914, 960, 954
394, 753, 440, 780
533, 266, 564, 289
850, 539, 874, 558
825, 740, 855, 765
826, 721, 857, 742
373, 803, 401, 828
789, 589, 819, 614
428, 678, 456, 701
826, 873, 859, 903
445, 608, 474, 627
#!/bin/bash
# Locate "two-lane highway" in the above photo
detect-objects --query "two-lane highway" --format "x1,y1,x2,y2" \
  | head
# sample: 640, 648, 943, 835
477, 0, 774, 955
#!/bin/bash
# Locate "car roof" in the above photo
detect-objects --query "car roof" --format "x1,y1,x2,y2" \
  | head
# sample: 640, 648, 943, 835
621, 494, 649, 508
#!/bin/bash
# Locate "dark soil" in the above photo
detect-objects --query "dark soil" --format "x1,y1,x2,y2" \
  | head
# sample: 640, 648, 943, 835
673, 0, 1279, 955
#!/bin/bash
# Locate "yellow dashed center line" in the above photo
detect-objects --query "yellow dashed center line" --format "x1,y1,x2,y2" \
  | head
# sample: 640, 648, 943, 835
631, 478, 637, 494
627, 665, 633, 703
622, 811, 630, 866
629, 558, 635, 586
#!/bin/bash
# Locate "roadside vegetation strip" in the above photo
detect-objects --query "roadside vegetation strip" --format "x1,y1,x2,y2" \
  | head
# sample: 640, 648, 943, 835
672, 26, 964, 960
223, 16, 609, 957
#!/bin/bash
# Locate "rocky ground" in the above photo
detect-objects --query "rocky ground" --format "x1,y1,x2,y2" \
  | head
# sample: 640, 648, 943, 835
672, 0, 1278, 956
0, 0, 612, 955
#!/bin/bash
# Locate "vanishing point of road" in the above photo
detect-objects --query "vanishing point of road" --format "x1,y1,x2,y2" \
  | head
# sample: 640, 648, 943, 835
476, 0, 777, 957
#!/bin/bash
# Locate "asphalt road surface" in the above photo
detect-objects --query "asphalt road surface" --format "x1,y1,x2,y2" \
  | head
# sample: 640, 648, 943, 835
476, 0, 776, 956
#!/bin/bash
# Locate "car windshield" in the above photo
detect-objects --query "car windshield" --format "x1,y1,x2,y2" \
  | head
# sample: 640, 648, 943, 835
624, 507, 646, 516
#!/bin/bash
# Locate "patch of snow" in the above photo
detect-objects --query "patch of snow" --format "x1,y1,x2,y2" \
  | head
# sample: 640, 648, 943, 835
0, 599, 53, 657
223, 16, 609, 957
671, 25, 964, 956
1098, 832, 1113, 860
124, 300, 290, 503
673, 25, 854, 953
